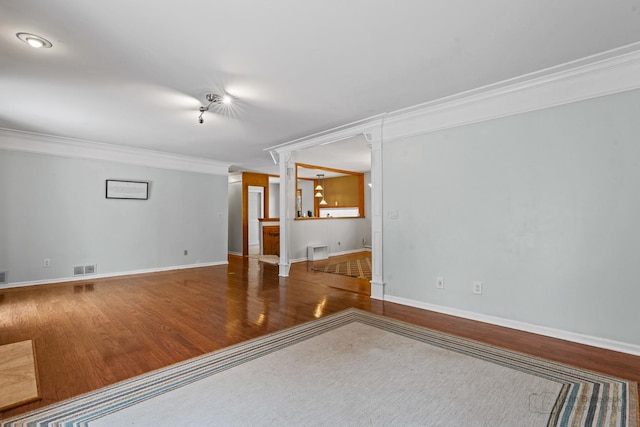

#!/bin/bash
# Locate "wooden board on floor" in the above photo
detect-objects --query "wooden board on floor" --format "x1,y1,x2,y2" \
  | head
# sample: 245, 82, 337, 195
0, 340, 40, 411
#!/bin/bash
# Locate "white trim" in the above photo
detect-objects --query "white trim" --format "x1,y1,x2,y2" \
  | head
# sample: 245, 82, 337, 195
267, 42, 640, 151
266, 114, 386, 155
384, 294, 640, 357
381, 45, 640, 143
0, 128, 231, 176
328, 248, 370, 257
0, 261, 228, 290
370, 281, 384, 300
278, 262, 291, 276
228, 251, 243, 257
290, 248, 371, 264
291, 248, 371, 264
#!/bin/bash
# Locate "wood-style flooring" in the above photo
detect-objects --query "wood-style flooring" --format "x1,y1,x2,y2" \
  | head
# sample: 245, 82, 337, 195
1, 253, 639, 419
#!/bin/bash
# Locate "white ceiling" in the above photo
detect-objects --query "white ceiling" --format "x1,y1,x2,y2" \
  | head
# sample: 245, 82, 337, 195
2, 1, 640, 174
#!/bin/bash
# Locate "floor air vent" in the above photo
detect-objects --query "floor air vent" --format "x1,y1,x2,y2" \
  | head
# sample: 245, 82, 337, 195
73, 266, 85, 276
0, 271, 7, 284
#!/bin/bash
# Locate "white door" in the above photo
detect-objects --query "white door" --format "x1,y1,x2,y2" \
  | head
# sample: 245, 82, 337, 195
248, 187, 264, 246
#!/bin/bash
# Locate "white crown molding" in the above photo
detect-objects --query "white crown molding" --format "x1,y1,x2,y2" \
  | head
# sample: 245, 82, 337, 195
385, 294, 640, 357
0, 128, 231, 176
265, 114, 386, 155
268, 41, 640, 151
382, 43, 640, 142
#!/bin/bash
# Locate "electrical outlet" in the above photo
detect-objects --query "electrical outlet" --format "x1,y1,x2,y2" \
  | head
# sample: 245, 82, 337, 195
184, 250, 188, 256
473, 281, 482, 295
43, 258, 51, 268
436, 276, 444, 289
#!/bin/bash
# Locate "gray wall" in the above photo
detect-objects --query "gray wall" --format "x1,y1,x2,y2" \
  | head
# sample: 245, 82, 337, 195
269, 182, 280, 218
296, 180, 314, 216
227, 181, 242, 254
289, 173, 372, 260
363, 172, 372, 246
290, 218, 370, 261
383, 88, 640, 346
0, 149, 228, 285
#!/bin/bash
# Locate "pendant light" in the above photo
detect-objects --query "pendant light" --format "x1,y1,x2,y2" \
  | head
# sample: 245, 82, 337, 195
314, 174, 324, 199
315, 174, 324, 199
317, 174, 328, 205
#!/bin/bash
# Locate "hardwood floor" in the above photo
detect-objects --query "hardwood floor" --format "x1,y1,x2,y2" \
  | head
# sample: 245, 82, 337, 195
1, 253, 639, 419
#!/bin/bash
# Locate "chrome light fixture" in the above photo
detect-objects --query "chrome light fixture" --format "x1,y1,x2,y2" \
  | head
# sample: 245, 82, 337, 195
198, 93, 232, 124
16, 32, 52, 48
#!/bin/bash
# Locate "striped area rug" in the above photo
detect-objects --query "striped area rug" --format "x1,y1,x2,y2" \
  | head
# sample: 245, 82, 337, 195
2, 309, 637, 426
314, 256, 372, 280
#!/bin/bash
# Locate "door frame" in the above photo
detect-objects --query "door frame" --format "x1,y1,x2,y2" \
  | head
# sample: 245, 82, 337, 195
241, 172, 270, 256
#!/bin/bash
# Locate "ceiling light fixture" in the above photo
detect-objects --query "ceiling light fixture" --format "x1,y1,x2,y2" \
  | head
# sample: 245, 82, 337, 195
16, 32, 52, 48
198, 93, 232, 124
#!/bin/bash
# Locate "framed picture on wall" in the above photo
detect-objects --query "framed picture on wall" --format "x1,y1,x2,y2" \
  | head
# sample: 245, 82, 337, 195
106, 180, 149, 200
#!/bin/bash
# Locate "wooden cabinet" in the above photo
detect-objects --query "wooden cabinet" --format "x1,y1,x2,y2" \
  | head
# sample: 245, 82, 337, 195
262, 226, 280, 256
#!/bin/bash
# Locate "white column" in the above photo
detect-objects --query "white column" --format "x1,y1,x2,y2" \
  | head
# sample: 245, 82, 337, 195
278, 151, 292, 277
365, 127, 384, 299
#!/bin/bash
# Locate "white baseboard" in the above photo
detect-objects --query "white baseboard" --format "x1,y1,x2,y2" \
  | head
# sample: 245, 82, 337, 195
278, 262, 290, 277
329, 248, 371, 257
227, 251, 242, 256
291, 248, 371, 264
370, 281, 384, 300
0, 261, 229, 289
384, 294, 640, 357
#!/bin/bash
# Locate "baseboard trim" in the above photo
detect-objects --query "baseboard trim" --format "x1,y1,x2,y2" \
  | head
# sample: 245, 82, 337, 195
370, 281, 384, 300
0, 261, 229, 289
384, 294, 640, 357
291, 248, 371, 264
329, 248, 371, 257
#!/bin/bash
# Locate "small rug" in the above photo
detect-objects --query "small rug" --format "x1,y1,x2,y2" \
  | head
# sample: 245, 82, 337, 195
314, 256, 372, 280
0, 340, 40, 411
257, 255, 279, 265
2, 310, 637, 426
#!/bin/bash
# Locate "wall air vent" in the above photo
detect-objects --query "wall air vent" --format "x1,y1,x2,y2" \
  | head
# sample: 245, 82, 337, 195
0, 271, 7, 284
74, 265, 97, 276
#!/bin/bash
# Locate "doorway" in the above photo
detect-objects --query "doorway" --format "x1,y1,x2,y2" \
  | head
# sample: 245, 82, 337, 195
248, 186, 264, 255
240, 172, 272, 257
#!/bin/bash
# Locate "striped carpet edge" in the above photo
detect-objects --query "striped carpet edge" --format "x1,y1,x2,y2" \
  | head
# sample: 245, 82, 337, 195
2, 309, 637, 427
314, 257, 372, 280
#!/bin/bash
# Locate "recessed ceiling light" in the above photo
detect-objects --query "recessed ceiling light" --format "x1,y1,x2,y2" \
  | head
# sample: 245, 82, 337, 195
16, 32, 53, 49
